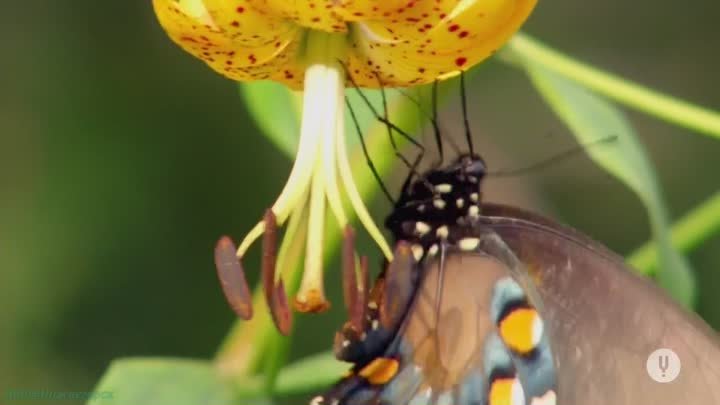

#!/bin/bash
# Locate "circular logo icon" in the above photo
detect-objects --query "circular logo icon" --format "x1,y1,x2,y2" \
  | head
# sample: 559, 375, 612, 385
647, 348, 681, 383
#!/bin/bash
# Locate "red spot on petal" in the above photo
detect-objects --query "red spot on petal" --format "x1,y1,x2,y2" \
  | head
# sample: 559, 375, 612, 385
448, 24, 460, 32
459, 31, 469, 38
230, 20, 239, 27
455, 57, 467, 67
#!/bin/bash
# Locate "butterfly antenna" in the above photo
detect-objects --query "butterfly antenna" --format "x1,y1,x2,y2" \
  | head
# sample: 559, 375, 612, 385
460, 72, 475, 156
431, 80, 445, 165
345, 96, 396, 204
340, 64, 426, 154
395, 86, 463, 163
371, 72, 438, 197
488, 135, 618, 177
339, 62, 437, 198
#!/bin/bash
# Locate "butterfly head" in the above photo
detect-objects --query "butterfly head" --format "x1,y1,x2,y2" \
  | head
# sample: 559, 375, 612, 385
385, 153, 487, 247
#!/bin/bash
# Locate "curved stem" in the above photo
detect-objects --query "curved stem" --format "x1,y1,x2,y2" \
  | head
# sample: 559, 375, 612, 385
506, 32, 720, 139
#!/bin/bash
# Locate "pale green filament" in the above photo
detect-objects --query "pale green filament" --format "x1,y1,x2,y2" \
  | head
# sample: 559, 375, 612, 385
336, 99, 394, 261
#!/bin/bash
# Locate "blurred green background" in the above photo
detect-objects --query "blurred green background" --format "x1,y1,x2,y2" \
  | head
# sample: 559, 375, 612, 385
1, 0, 719, 400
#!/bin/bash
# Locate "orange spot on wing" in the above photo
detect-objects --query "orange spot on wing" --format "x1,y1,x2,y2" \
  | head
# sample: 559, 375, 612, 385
358, 358, 399, 385
499, 308, 539, 354
489, 378, 516, 405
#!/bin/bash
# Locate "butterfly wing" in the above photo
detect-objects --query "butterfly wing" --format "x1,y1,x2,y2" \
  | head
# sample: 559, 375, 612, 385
482, 203, 720, 404
318, 243, 558, 405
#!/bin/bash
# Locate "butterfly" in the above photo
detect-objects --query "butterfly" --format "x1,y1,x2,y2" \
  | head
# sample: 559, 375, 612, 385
309, 77, 720, 405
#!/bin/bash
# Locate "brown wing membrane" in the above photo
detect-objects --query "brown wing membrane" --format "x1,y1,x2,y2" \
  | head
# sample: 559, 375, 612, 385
482, 204, 720, 404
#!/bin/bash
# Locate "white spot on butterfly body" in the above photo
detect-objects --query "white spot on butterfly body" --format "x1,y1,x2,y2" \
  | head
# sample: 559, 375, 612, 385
368, 301, 378, 310
411, 244, 424, 261
435, 184, 452, 193
470, 193, 479, 202
428, 244, 439, 256
433, 199, 447, 209
436, 226, 449, 239
372, 319, 380, 330
468, 205, 480, 219
309, 396, 324, 405
415, 221, 431, 235
459, 237, 480, 251
456, 198, 465, 208
342, 340, 350, 348
417, 204, 426, 213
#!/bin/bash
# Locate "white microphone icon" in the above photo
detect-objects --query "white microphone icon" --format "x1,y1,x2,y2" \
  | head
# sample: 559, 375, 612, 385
647, 348, 681, 383
658, 354, 669, 378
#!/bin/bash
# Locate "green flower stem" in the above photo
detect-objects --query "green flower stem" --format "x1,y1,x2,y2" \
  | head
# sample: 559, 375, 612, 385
505, 33, 720, 139
628, 191, 720, 274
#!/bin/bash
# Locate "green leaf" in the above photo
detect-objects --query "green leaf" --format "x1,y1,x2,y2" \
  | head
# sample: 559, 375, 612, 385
521, 61, 696, 307
86, 358, 242, 405
240, 81, 302, 156
273, 351, 347, 395
628, 191, 720, 273
88, 353, 344, 405
503, 33, 720, 140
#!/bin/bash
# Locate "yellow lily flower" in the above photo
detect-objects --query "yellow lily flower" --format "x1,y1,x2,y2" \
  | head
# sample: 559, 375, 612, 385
154, 0, 537, 328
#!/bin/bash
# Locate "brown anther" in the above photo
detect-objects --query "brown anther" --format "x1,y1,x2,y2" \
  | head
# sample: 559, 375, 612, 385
214, 236, 253, 319
380, 242, 415, 330
262, 209, 293, 334
293, 289, 331, 313
270, 279, 292, 335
